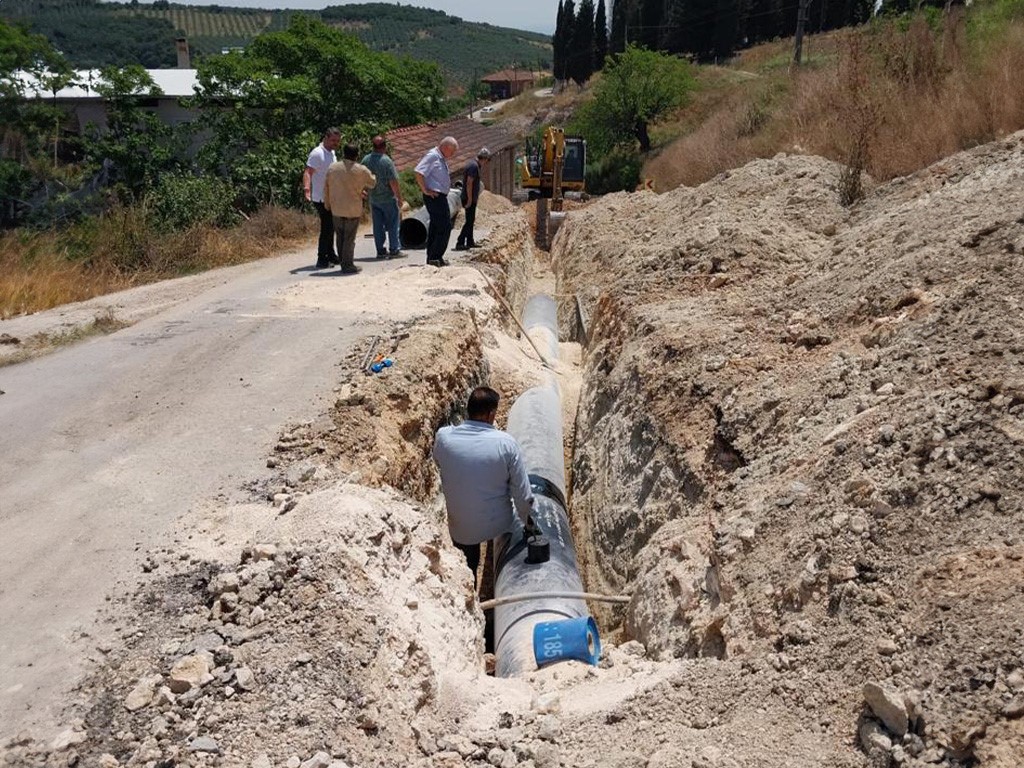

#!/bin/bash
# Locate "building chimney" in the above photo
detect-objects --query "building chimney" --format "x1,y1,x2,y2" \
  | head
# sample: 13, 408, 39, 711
175, 37, 191, 69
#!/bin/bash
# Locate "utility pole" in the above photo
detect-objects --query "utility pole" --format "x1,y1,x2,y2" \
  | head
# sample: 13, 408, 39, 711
470, 68, 478, 119
793, 0, 811, 66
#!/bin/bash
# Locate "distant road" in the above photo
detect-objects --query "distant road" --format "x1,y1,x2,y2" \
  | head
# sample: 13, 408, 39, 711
469, 97, 513, 121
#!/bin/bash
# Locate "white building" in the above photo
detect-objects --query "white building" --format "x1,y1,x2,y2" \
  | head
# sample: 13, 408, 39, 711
21, 69, 201, 134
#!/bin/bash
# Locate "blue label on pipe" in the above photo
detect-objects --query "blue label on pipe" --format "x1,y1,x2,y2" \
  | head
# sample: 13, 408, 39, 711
533, 616, 601, 668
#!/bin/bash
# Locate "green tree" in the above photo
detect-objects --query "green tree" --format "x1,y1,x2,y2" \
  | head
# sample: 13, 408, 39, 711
85, 65, 184, 201
571, 0, 597, 84
193, 16, 446, 209
0, 20, 78, 226
637, 0, 664, 48
572, 45, 693, 152
553, 0, 566, 81
610, 0, 628, 53
595, 0, 609, 67
558, 0, 577, 84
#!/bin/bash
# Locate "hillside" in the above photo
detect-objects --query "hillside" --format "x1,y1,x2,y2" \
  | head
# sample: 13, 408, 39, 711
0, 0, 551, 83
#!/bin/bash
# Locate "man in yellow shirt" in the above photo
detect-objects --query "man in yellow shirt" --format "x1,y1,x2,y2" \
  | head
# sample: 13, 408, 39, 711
323, 143, 377, 275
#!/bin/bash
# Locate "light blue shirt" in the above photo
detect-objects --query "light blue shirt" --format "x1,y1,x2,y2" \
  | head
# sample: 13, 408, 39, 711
414, 147, 451, 195
432, 420, 534, 545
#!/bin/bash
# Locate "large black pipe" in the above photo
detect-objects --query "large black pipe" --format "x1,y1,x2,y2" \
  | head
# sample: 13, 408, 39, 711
492, 296, 590, 677
399, 188, 463, 249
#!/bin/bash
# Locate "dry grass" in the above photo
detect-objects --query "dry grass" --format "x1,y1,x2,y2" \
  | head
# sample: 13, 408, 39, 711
645, 12, 1024, 192
645, 76, 794, 190
0, 206, 315, 318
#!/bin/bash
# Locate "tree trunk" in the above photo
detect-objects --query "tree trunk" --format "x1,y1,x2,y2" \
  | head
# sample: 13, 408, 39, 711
635, 121, 651, 152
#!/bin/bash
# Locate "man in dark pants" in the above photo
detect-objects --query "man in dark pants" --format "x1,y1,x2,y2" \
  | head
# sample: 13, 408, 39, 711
304, 127, 341, 269
322, 143, 376, 275
455, 147, 490, 251
414, 136, 459, 267
432, 387, 534, 577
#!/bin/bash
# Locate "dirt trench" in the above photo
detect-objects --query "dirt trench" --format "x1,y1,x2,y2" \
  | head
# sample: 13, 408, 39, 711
551, 135, 1024, 766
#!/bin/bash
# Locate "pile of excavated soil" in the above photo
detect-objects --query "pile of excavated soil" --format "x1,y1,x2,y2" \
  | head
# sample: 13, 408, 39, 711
553, 133, 1024, 766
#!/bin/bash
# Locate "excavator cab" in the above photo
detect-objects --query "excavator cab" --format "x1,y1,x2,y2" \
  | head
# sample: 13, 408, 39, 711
561, 138, 586, 186
520, 127, 586, 200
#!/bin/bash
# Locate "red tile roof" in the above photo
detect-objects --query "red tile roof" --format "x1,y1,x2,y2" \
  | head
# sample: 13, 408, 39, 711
481, 69, 537, 83
385, 117, 518, 176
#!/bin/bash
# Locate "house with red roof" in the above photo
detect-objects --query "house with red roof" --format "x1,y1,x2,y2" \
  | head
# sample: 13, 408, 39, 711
385, 117, 520, 201
481, 68, 536, 100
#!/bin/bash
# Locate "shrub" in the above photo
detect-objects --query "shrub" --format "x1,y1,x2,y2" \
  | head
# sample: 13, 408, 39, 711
151, 173, 239, 231
585, 147, 642, 194
226, 137, 310, 212
398, 169, 423, 208
0, 159, 31, 229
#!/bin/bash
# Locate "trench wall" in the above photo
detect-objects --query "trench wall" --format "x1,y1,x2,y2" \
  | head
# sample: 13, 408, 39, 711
551, 137, 1024, 703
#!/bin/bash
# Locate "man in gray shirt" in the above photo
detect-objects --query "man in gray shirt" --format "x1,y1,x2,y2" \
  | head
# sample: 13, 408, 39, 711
415, 136, 458, 267
432, 386, 534, 575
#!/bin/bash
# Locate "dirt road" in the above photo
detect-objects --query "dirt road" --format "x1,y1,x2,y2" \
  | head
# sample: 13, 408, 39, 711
0, 238, 427, 738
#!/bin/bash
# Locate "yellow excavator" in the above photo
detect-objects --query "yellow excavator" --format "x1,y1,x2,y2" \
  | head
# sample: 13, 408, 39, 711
520, 127, 586, 248
520, 127, 587, 209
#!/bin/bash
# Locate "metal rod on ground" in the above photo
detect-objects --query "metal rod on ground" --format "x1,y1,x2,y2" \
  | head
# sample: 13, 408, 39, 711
479, 591, 631, 610
360, 335, 381, 373
471, 265, 558, 372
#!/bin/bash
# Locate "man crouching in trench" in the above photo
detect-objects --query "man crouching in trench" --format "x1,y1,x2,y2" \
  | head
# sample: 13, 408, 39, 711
431, 386, 535, 579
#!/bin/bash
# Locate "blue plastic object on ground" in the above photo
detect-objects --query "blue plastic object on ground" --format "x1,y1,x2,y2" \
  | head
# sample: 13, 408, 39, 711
532, 616, 601, 668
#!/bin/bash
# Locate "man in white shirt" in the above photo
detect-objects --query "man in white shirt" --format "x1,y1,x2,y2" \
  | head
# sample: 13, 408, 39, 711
432, 386, 534, 576
304, 127, 341, 269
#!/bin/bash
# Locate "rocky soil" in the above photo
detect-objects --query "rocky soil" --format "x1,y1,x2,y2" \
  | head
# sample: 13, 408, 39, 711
3, 130, 1023, 768
554, 131, 1024, 766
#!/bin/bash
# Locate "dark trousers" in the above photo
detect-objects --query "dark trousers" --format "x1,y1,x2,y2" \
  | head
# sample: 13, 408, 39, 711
454, 540, 481, 574
424, 193, 452, 261
332, 216, 360, 269
456, 203, 477, 248
313, 202, 336, 261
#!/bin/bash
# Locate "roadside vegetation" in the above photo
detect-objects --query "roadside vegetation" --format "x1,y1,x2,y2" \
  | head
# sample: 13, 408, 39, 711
645, 0, 1024, 195
0, 207, 312, 319
0, 15, 447, 317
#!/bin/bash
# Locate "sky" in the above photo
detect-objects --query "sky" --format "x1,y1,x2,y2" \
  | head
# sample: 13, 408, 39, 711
129, 1, 563, 34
